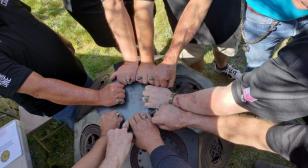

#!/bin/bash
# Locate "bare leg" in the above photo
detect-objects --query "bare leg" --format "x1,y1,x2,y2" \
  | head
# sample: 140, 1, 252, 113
213, 47, 228, 69
187, 114, 274, 151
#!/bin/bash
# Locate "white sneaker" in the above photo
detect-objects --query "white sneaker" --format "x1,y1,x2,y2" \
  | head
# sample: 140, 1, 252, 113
214, 63, 242, 80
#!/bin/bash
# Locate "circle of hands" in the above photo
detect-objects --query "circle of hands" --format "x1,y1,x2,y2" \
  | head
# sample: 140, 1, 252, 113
100, 62, 189, 166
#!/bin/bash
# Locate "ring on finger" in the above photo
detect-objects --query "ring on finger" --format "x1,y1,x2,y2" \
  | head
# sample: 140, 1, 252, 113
127, 78, 133, 84
148, 76, 155, 81
140, 113, 148, 119
116, 99, 125, 104
137, 76, 143, 81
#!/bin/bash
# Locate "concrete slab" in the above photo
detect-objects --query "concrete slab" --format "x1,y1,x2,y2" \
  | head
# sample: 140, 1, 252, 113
19, 106, 51, 134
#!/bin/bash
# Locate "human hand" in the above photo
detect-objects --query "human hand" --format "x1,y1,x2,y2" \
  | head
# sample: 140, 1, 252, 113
100, 111, 123, 136
130, 113, 164, 153
99, 82, 125, 107
152, 104, 189, 131
103, 125, 133, 168
111, 61, 139, 85
153, 62, 176, 88
142, 85, 172, 108
136, 63, 156, 85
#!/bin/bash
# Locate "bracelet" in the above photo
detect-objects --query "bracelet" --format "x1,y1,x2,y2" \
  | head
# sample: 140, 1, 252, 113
168, 93, 177, 104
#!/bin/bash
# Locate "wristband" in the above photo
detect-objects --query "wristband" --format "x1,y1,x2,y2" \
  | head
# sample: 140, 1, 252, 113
168, 93, 177, 104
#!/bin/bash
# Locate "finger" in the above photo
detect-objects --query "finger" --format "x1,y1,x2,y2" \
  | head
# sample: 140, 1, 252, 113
114, 82, 125, 89
145, 113, 151, 121
129, 118, 136, 128
160, 80, 168, 88
116, 92, 125, 99
122, 120, 129, 130
130, 74, 136, 83
116, 116, 124, 127
136, 76, 143, 83
110, 72, 117, 81
144, 102, 156, 108
139, 112, 148, 120
151, 115, 164, 125
115, 98, 125, 105
168, 76, 176, 88
128, 132, 133, 141
159, 124, 172, 131
142, 75, 148, 84
117, 75, 128, 85
154, 79, 160, 87
148, 79, 155, 85
134, 113, 143, 122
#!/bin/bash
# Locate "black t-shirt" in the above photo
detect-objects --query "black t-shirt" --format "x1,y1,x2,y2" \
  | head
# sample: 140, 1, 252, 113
164, 0, 242, 45
267, 124, 308, 168
0, 0, 87, 116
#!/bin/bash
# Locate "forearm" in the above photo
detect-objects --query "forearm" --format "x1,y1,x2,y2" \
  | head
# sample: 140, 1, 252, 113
173, 84, 247, 116
100, 157, 121, 168
103, 0, 138, 62
134, 0, 155, 63
18, 72, 100, 106
184, 113, 274, 152
73, 137, 107, 168
164, 0, 212, 64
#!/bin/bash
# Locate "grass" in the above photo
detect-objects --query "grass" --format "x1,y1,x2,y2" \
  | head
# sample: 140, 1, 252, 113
0, 0, 295, 167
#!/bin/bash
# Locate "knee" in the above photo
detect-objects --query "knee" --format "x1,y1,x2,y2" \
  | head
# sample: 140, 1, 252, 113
103, 0, 125, 10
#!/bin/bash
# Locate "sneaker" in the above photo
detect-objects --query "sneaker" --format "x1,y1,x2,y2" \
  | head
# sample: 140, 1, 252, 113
214, 63, 242, 80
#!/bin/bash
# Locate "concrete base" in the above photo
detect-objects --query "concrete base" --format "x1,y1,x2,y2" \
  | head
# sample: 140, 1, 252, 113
19, 106, 51, 134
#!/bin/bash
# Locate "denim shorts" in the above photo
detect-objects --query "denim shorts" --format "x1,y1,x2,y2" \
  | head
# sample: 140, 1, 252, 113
243, 8, 308, 69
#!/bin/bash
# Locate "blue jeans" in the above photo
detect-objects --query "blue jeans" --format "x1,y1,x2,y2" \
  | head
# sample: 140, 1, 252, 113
243, 8, 308, 69
53, 77, 93, 129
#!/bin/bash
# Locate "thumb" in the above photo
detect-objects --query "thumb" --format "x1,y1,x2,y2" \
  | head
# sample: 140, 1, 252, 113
121, 120, 129, 130
110, 72, 117, 81
168, 75, 176, 88
151, 115, 164, 125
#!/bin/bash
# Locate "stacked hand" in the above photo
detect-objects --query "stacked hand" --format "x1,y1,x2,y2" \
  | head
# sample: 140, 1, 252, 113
104, 126, 133, 167
153, 62, 176, 88
100, 111, 123, 136
136, 63, 156, 85
143, 85, 172, 108
111, 60, 177, 88
130, 113, 164, 153
151, 104, 189, 131
100, 112, 133, 168
99, 82, 125, 106
111, 61, 139, 85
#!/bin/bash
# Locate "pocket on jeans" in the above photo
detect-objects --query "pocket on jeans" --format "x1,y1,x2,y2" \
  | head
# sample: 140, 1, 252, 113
243, 9, 275, 43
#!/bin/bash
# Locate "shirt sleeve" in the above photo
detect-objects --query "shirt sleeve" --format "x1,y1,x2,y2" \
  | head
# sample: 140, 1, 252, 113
230, 31, 308, 122
150, 145, 192, 168
0, 50, 32, 98
266, 124, 308, 168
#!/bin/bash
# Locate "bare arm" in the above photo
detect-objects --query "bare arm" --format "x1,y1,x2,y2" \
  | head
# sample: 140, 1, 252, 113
163, 0, 213, 64
18, 72, 125, 106
102, 0, 138, 62
73, 137, 107, 168
134, 0, 155, 63
152, 105, 274, 152
173, 84, 247, 116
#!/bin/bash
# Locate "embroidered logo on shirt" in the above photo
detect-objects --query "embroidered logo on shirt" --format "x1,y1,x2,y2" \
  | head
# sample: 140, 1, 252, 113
241, 87, 257, 103
0, 74, 11, 88
0, 0, 9, 6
